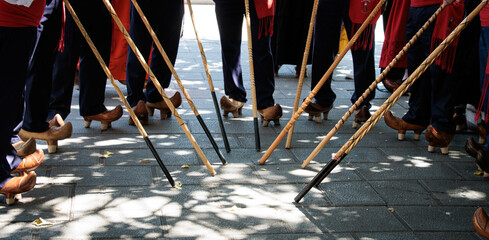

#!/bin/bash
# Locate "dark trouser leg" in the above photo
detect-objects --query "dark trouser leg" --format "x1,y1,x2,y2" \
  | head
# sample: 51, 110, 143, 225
215, 1, 247, 103
23, 0, 63, 132
310, 0, 347, 107
0, 27, 37, 188
431, 65, 456, 134
145, 0, 184, 103
402, 5, 438, 127
480, 27, 489, 148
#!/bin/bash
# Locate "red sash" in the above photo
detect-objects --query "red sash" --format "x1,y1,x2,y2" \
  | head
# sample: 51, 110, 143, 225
254, 0, 275, 38
349, 0, 381, 51
379, 0, 410, 68
481, 6, 489, 27
430, 0, 464, 74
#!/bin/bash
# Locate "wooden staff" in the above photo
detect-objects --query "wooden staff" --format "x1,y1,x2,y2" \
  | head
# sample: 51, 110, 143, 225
301, 2, 448, 168
62, 0, 176, 186
259, 0, 386, 164
185, 0, 231, 153
101, 0, 216, 175
295, 0, 488, 203
130, 0, 226, 164
285, 0, 319, 149
245, 0, 261, 152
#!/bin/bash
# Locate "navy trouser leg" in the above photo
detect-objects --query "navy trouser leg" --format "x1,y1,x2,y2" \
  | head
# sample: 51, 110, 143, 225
49, 11, 79, 120
480, 27, 489, 147
145, 0, 184, 103
311, 0, 347, 107
431, 66, 456, 134
402, 5, 437, 127
0, 27, 37, 188
23, 0, 63, 132
74, 0, 112, 116
215, 1, 247, 103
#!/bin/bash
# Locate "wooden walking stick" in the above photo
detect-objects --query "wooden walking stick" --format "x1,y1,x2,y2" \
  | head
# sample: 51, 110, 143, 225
62, 0, 176, 186
245, 0, 261, 152
295, 0, 488, 203
259, 0, 386, 164
301, 2, 448, 168
130, 0, 226, 164
285, 0, 319, 149
101, 0, 216, 176
185, 0, 231, 153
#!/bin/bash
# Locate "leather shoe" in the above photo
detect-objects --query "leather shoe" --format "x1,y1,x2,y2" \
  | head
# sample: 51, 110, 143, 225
465, 137, 483, 159
425, 125, 454, 155
382, 78, 401, 92
304, 101, 333, 123
11, 149, 44, 175
474, 207, 489, 239
220, 96, 245, 118
48, 114, 65, 128
19, 123, 73, 153
258, 104, 282, 127
146, 92, 182, 119
353, 106, 371, 128
0, 171, 36, 205
384, 110, 426, 140
12, 137, 36, 158
83, 105, 123, 131
129, 100, 149, 125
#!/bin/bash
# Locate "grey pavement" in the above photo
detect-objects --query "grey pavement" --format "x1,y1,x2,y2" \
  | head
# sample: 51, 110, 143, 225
1, 4, 488, 240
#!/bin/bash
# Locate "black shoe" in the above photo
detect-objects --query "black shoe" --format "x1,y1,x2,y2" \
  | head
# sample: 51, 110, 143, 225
465, 137, 483, 158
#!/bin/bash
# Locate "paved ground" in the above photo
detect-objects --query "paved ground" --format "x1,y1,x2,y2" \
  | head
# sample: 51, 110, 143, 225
1, 4, 488, 240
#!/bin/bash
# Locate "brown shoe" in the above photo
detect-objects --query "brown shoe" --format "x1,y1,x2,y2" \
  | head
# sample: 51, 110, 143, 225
258, 104, 282, 127
12, 137, 36, 158
48, 114, 65, 128
425, 125, 454, 155
474, 207, 489, 239
146, 92, 182, 120
478, 123, 487, 145
19, 122, 73, 153
352, 106, 371, 129
11, 149, 44, 175
83, 105, 123, 131
466, 137, 483, 159
304, 101, 333, 123
382, 78, 401, 93
129, 100, 149, 125
0, 171, 36, 205
220, 96, 245, 118
384, 110, 426, 141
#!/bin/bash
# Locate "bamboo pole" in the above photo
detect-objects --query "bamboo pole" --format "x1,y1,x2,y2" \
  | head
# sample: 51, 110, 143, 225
62, 0, 176, 186
185, 0, 231, 153
244, 0, 261, 152
259, 0, 386, 164
301, 2, 448, 168
101, 0, 216, 176
129, 0, 226, 165
295, 0, 488, 202
285, 0, 319, 149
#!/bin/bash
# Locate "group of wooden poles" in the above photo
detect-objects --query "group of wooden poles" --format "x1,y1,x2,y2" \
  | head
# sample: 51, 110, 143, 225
63, 0, 488, 201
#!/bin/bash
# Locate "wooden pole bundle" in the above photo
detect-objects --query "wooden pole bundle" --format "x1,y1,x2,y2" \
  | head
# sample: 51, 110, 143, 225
244, 0, 261, 152
259, 0, 386, 164
285, 0, 319, 149
101, 0, 216, 176
301, 2, 448, 168
295, 0, 488, 203
185, 0, 231, 153
129, 0, 226, 165
62, 0, 176, 186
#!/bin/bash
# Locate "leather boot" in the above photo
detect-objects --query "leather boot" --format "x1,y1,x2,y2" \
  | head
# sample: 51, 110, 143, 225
304, 101, 333, 123
0, 171, 36, 205
474, 207, 489, 239
146, 92, 182, 119
384, 110, 426, 141
19, 123, 73, 154
83, 105, 123, 131
352, 106, 371, 128
258, 104, 282, 127
12, 137, 36, 158
425, 125, 454, 155
11, 149, 44, 175
129, 100, 149, 125
220, 96, 245, 118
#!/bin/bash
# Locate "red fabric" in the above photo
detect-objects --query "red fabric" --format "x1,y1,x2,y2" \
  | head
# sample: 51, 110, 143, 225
58, 1, 65, 52
379, 0, 410, 68
410, 0, 442, 7
109, 0, 130, 81
0, 0, 46, 27
349, 0, 382, 51
430, 0, 464, 73
481, 6, 489, 27
254, 0, 275, 38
